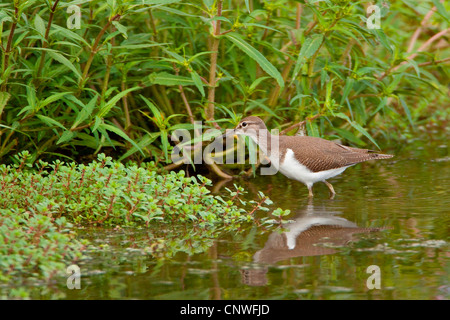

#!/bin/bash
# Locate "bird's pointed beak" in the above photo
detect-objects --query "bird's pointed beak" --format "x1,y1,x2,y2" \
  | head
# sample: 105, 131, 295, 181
217, 128, 236, 140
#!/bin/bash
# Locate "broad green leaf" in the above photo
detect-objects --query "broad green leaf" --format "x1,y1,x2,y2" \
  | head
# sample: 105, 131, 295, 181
0, 11, 13, 25
325, 79, 333, 107
320, 69, 328, 88
57, 130, 75, 144
306, 120, 320, 137
112, 43, 163, 50
245, 0, 251, 12
190, 70, 205, 97
36, 114, 66, 130
249, 76, 270, 93
160, 130, 170, 162
188, 51, 216, 63
97, 87, 140, 118
370, 97, 388, 116
52, 24, 89, 46
431, 0, 449, 22
399, 98, 414, 129
169, 123, 196, 131
99, 123, 144, 155
148, 72, 195, 86
92, 116, 102, 132
156, 5, 196, 17
38, 92, 68, 110
34, 14, 46, 38
178, 130, 222, 148
334, 112, 380, 149
374, 29, 392, 53
68, 132, 99, 149
408, 59, 420, 78
242, 23, 281, 33
71, 94, 98, 129
47, 51, 82, 81
333, 127, 365, 146
293, 34, 324, 79
112, 21, 127, 39
118, 132, 161, 161
386, 73, 403, 93
247, 99, 282, 120
0, 92, 11, 117
140, 95, 164, 126
341, 77, 354, 105
225, 33, 284, 88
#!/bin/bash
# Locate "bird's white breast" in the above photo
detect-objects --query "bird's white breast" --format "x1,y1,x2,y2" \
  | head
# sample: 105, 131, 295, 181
278, 149, 349, 187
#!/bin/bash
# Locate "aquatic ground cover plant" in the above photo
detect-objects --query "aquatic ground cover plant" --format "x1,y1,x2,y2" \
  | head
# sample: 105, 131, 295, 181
0, 151, 289, 294
0, 151, 284, 226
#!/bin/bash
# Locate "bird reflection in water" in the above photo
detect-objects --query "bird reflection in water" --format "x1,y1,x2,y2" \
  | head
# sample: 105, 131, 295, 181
240, 203, 387, 286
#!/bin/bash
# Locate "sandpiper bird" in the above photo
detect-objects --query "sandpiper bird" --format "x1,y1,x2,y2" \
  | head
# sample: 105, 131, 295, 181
223, 116, 393, 198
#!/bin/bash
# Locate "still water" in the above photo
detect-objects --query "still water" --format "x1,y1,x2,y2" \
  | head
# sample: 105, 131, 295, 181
12, 139, 450, 299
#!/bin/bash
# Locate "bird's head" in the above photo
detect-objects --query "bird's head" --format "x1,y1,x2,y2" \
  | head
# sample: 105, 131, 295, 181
221, 116, 267, 141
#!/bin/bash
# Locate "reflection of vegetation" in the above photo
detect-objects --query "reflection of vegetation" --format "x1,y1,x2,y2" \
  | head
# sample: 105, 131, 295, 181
0, 208, 86, 298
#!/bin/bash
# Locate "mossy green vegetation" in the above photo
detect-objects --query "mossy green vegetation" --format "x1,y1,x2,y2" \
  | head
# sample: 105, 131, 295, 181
0, 151, 288, 297
1, 151, 283, 226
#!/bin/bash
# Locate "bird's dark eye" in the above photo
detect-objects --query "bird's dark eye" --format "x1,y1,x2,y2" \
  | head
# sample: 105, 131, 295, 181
242, 122, 248, 128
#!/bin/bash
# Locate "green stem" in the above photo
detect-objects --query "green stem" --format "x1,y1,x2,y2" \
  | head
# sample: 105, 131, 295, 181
101, 26, 115, 98
121, 81, 131, 130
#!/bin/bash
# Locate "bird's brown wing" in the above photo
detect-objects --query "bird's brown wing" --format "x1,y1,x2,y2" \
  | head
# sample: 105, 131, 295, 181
280, 136, 393, 173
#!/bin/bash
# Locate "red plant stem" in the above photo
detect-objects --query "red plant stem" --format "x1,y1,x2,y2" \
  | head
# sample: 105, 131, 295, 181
127, 199, 140, 221
1, 6, 19, 91
248, 196, 266, 216
81, 14, 121, 84
36, 0, 61, 81
98, 194, 116, 223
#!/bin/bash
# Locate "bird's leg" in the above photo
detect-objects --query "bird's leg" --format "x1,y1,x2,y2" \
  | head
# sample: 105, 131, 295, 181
323, 180, 335, 199
307, 185, 314, 197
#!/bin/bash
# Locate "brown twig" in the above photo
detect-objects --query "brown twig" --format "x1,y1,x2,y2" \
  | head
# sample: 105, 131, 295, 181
407, 3, 439, 53
349, 93, 380, 101
280, 113, 321, 135
267, 3, 304, 107
379, 27, 450, 80
208, 161, 233, 179
206, 0, 222, 129
296, 3, 303, 29
417, 57, 450, 67
1, 5, 19, 91
36, 0, 61, 82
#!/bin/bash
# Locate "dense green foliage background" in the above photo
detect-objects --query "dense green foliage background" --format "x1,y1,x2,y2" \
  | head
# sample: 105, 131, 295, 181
0, 0, 448, 173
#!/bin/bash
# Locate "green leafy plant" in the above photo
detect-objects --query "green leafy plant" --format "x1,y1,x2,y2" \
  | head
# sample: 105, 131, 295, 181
0, 151, 290, 297
0, 0, 447, 173
0, 151, 283, 226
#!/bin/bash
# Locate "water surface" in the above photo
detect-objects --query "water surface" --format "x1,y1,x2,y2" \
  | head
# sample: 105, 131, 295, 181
7, 139, 450, 299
